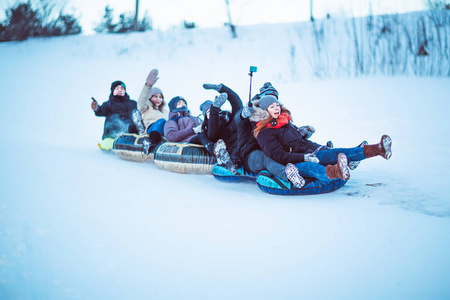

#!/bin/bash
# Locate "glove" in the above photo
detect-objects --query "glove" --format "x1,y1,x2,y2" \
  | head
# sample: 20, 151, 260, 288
298, 125, 315, 139
203, 83, 222, 91
241, 106, 254, 119
304, 154, 319, 163
91, 98, 99, 111
192, 124, 202, 134
213, 93, 227, 108
146, 68, 159, 86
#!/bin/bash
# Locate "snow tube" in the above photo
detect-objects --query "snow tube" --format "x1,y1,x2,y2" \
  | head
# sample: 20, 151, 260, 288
112, 133, 155, 162
212, 165, 257, 183
256, 170, 347, 196
98, 138, 115, 151
154, 142, 216, 174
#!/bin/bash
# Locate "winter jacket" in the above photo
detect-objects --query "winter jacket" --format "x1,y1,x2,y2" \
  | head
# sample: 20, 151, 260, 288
137, 84, 169, 131
251, 108, 322, 165
234, 114, 261, 172
203, 84, 243, 164
94, 93, 137, 139
164, 110, 200, 142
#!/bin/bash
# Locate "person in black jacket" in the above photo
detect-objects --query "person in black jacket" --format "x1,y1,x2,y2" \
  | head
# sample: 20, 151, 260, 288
233, 82, 306, 188
91, 80, 138, 140
199, 83, 243, 173
252, 94, 393, 182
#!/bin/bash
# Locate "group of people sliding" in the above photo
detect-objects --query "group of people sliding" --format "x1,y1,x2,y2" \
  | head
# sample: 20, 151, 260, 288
91, 68, 392, 189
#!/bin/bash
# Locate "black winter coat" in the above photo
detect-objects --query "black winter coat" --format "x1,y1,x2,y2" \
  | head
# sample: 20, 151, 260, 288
203, 84, 242, 165
234, 112, 260, 172
94, 93, 137, 139
256, 121, 322, 165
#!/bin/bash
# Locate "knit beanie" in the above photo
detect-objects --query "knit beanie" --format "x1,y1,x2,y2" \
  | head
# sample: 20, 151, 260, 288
111, 80, 126, 92
199, 100, 213, 117
259, 95, 279, 111
148, 87, 163, 99
168, 96, 188, 112
259, 82, 278, 98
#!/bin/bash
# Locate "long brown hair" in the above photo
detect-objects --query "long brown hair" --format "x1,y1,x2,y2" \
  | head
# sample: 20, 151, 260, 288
253, 105, 291, 138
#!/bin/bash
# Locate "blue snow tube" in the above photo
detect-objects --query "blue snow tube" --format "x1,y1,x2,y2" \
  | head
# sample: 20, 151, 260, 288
256, 170, 347, 196
211, 165, 257, 183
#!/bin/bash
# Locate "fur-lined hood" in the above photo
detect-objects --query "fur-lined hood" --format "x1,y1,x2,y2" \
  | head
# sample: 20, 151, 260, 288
249, 99, 270, 123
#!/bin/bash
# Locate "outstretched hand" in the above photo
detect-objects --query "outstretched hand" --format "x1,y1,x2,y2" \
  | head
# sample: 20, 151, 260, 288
91, 97, 99, 111
203, 83, 222, 92
213, 93, 227, 108
146, 68, 159, 86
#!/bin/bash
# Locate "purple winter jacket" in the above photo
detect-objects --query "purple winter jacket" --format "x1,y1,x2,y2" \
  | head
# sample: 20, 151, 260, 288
163, 110, 200, 142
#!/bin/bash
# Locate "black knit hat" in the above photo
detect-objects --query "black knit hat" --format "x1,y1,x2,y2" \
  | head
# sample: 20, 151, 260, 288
110, 80, 126, 92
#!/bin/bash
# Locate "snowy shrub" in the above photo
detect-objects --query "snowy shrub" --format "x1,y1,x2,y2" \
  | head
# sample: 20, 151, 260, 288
304, 10, 450, 77
0, 1, 81, 42
94, 5, 152, 34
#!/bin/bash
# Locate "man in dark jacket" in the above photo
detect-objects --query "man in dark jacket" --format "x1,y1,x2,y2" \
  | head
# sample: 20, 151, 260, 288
91, 80, 137, 139
201, 83, 243, 167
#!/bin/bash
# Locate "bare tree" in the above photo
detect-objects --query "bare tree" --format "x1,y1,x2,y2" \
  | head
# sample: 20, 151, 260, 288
224, 0, 237, 38
133, 0, 139, 31
426, 0, 450, 10
310, 0, 314, 22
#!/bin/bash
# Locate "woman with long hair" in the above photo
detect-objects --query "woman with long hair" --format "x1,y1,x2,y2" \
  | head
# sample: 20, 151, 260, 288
251, 95, 392, 183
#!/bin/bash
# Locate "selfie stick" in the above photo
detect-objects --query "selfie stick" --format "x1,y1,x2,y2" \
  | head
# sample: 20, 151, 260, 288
248, 66, 257, 106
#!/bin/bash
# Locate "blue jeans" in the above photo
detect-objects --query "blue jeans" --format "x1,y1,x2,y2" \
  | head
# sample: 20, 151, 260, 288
147, 118, 166, 135
247, 150, 288, 182
294, 162, 330, 183
315, 147, 365, 165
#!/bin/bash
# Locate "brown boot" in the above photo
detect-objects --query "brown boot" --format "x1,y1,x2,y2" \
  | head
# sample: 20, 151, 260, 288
363, 135, 392, 160
326, 153, 350, 181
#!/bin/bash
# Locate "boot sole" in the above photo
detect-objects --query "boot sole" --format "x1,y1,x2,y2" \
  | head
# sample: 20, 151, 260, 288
381, 135, 392, 160
213, 139, 226, 157
338, 153, 350, 181
285, 163, 305, 189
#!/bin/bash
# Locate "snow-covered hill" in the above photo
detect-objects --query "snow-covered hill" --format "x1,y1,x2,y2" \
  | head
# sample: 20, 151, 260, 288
1, 17, 450, 299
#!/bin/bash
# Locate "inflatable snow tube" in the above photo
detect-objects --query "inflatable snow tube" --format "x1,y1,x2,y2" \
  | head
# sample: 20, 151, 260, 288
212, 165, 257, 183
154, 142, 216, 174
112, 133, 155, 162
256, 171, 347, 196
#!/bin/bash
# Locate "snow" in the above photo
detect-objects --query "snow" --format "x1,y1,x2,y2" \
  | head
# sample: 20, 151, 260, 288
1, 17, 450, 300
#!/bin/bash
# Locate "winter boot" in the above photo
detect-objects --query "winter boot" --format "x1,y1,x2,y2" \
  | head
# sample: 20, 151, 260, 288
142, 131, 162, 155
142, 138, 151, 155
285, 163, 305, 189
363, 135, 392, 160
326, 153, 350, 181
348, 140, 368, 170
214, 139, 238, 174
132, 109, 146, 135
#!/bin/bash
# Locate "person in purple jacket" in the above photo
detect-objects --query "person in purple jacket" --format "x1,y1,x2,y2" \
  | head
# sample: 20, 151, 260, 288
163, 96, 203, 143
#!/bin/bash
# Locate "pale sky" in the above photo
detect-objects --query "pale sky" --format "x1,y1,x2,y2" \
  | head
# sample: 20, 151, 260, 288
1, 0, 427, 34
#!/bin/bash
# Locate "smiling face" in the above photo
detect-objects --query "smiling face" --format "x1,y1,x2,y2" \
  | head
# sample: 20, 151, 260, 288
113, 85, 125, 96
150, 93, 163, 107
267, 102, 281, 119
